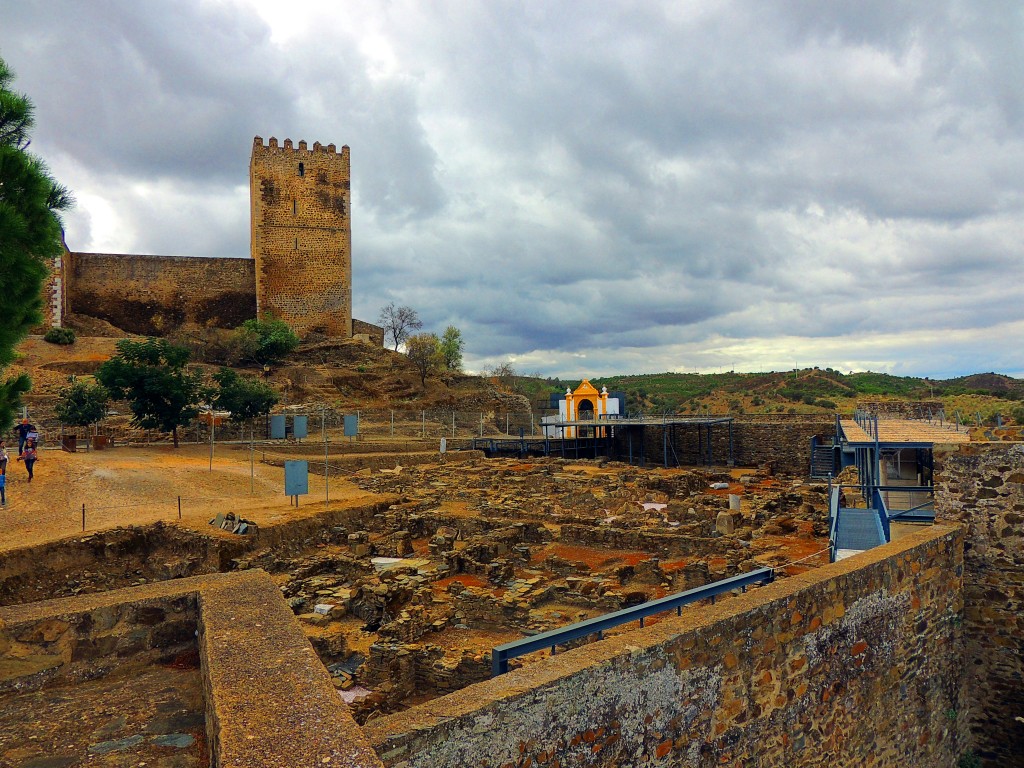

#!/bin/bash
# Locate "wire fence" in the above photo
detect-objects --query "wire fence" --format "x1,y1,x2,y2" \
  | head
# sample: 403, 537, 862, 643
48, 410, 559, 448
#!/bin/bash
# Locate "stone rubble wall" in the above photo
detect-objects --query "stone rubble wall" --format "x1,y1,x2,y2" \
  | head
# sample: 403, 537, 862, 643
262, 449, 484, 476
366, 526, 968, 768
857, 400, 944, 418
0, 582, 199, 695
558, 523, 734, 559
2, 571, 386, 768
0, 523, 240, 607
934, 442, 1024, 766
621, 416, 834, 475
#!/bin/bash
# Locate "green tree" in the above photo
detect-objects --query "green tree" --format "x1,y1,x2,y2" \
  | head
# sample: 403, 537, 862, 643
238, 314, 299, 365
378, 302, 422, 351
0, 57, 73, 429
212, 368, 279, 423
406, 333, 441, 386
55, 377, 109, 433
439, 325, 465, 372
96, 338, 204, 447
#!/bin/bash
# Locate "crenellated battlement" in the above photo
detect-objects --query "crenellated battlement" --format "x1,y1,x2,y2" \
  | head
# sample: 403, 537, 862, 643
252, 136, 344, 155
250, 135, 352, 337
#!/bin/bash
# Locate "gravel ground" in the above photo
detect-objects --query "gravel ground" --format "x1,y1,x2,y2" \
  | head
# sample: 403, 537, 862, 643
0, 443, 380, 552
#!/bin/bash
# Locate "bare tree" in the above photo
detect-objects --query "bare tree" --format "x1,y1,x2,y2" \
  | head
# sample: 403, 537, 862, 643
378, 302, 423, 351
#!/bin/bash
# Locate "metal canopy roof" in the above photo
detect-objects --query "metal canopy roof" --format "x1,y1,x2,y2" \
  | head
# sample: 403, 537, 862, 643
838, 419, 970, 447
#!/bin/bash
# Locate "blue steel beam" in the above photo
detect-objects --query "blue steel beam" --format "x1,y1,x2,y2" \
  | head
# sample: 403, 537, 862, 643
491, 567, 775, 676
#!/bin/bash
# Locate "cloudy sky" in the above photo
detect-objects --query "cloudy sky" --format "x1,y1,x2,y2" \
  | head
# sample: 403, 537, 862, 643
3, 1, 1023, 378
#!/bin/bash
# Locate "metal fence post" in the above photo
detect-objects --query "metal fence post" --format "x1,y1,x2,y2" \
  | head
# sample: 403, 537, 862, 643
82, 503, 86, 531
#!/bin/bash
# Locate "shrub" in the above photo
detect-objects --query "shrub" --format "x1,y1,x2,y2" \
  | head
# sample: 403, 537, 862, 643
43, 326, 75, 345
958, 751, 981, 768
816, 399, 837, 410
240, 315, 299, 364
1011, 405, 1024, 425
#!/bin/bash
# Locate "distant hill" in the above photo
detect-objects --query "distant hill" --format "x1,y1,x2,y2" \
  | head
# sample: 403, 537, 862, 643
516, 368, 1024, 423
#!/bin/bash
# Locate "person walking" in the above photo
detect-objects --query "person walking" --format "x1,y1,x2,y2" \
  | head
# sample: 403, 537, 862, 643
0, 470, 5, 506
13, 418, 34, 456
0, 440, 7, 476
17, 438, 37, 482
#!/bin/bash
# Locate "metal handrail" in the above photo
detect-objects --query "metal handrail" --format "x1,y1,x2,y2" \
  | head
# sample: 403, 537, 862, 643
829, 485, 842, 562
491, 567, 774, 676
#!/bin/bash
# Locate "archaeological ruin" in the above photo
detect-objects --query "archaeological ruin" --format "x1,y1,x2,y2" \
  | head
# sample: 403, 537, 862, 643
0, 415, 1021, 766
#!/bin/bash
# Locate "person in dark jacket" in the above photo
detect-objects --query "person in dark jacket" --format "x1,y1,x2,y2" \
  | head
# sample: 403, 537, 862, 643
13, 418, 34, 456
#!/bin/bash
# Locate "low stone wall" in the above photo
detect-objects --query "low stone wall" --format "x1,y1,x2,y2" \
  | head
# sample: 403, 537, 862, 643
0, 578, 200, 694
0, 498, 399, 606
0, 571, 385, 767
558, 523, 733, 559
366, 525, 969, 768
0, 523, 240, 607
935, 442, 1024, 766
968, 425, 1024, 442
263, 450, 484, 476
857, 400, 943, 418
198, 571, 384, 767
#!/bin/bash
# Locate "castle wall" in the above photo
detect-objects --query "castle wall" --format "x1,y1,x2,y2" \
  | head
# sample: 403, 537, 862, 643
353, 318, 385, 345
65, 252, 256, 335
366, 525, 969, 768
935, 442, 1024, 766
250, 137, 352, 337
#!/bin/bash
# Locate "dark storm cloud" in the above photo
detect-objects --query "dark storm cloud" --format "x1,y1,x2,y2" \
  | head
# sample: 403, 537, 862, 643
2, 0, 1023, 378
3, 1, 289, 183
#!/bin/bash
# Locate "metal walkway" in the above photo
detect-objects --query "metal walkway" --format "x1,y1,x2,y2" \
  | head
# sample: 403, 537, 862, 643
469, 415, 736, 468
834, 508, 886, 551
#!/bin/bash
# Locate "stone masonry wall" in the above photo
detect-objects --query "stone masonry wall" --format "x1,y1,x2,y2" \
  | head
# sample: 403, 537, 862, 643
366, 526, 969, 768
0, 587, 197, 695
934, 442, 1024, 767
65, 251, 256, 335
250, 136, 352, 337
622, 416, 833, 474
353, 318, 385, 345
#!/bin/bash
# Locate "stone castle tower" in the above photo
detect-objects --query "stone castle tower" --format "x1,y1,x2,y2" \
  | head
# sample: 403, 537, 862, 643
250, 137, 352, 337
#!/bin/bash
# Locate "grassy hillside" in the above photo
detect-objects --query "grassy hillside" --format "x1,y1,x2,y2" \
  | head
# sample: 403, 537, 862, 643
519, 368, 1024, 423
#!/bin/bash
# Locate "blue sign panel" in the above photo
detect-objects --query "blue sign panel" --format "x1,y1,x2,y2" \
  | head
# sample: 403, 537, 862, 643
344, 414, 359, 437
270, 414, 286, 439
284, 460, 309, 496
293, 415, 308, 440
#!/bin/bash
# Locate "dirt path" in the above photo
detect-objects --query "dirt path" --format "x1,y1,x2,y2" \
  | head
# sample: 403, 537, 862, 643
0, 443, 383, 551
